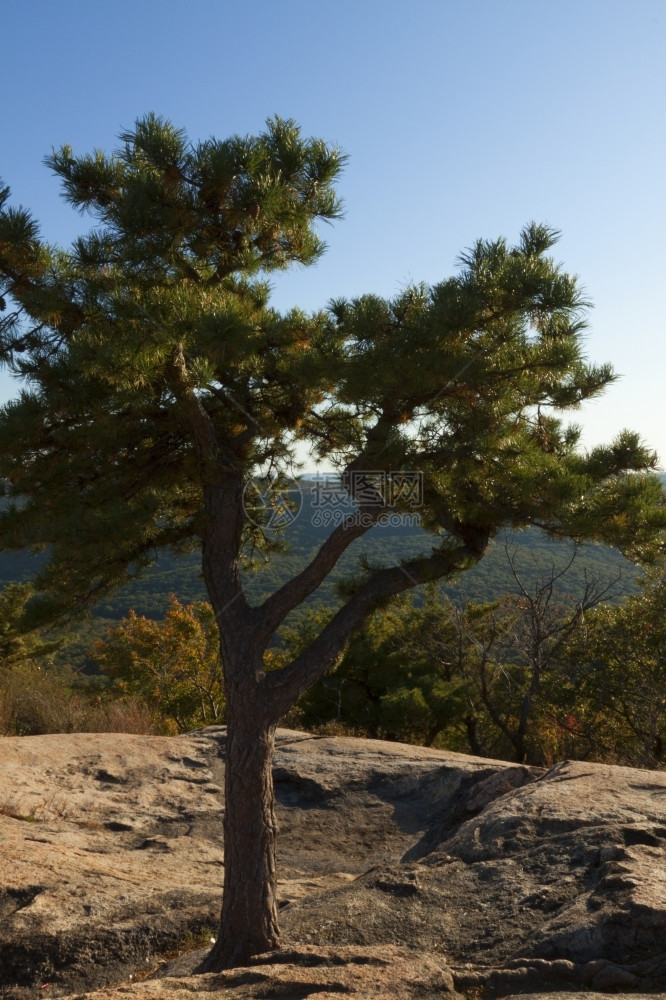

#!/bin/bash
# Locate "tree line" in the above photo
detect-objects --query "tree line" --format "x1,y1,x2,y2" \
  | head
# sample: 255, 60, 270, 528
2, 547, 664, 771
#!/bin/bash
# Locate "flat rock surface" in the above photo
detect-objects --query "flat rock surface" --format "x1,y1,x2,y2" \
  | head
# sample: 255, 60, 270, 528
62, 945, 460, 1000
1, 729, 665, 998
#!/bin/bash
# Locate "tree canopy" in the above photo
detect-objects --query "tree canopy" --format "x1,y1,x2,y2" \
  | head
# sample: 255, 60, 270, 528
1, 113, 665, 968
0, 114, 346, 621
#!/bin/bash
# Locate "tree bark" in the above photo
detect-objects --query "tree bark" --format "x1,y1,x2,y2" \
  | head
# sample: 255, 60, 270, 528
198, 694, 280, 970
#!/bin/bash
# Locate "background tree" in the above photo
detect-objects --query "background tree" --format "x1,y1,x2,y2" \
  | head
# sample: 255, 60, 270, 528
461, 545, 624, 764
0, 114, 665, 968
289, 592, 479, 748
559, 570, 666, 767
0, 583, 154, 736
94, 596, 224, 732
291, 546, 625, 766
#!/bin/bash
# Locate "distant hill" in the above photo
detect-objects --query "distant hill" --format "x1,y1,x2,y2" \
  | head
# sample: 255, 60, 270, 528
0, 475, 640, 624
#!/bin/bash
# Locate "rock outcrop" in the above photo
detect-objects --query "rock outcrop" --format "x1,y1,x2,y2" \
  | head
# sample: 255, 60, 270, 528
0, 728, 665, 999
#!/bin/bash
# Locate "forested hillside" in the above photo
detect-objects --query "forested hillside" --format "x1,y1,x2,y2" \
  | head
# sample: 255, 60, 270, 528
0, 476, 639, 623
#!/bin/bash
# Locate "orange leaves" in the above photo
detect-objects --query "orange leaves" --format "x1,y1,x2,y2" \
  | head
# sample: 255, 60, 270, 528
93, 596, 224, 732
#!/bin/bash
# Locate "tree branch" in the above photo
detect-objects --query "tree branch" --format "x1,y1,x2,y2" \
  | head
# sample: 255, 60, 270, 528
253, 414, 404, 643
167, 344, 249, 618
253, 504, 384, 645
264, 530, 489, 719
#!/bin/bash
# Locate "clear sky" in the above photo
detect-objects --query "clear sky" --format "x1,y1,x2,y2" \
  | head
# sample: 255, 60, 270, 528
2, 0, 665, 466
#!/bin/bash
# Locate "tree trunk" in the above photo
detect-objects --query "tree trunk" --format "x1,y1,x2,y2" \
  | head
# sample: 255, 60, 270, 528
198, 699, 280, 970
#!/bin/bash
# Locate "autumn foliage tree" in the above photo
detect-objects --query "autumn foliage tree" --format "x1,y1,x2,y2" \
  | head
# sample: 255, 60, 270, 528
94, 596, 224, 732
1, 114, 665, 968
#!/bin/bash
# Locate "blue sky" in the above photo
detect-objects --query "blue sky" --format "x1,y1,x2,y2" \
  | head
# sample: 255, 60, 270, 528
2, 0, 665, 466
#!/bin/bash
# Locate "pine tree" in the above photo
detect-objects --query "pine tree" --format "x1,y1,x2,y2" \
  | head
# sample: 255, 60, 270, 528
1, 114, 665, 968
0, 582, 62, 667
